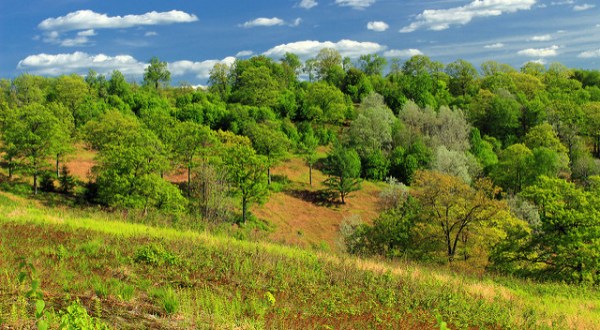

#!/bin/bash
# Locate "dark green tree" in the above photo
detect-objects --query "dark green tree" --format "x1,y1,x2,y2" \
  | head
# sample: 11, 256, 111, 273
144, 57, 171, 90
323, 144, 361, 204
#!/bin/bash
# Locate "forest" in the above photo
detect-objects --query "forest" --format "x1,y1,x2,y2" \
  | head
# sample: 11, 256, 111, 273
2, 49, 600, 290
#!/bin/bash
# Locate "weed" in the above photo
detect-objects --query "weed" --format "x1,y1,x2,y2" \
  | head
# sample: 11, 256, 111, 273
150, 286, 180, 315
134, 243, 179, 266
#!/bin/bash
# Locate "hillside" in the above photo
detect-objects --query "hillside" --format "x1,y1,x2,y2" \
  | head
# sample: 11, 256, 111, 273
1, 191, 599, 329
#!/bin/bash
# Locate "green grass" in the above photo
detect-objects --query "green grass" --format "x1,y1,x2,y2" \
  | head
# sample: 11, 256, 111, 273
0, 191, 599, 329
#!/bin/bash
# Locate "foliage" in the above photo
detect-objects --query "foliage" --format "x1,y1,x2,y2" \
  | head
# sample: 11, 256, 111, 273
322, 144, 361, 204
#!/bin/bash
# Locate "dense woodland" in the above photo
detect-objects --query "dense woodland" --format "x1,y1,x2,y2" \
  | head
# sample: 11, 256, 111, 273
2, 50, 600, 285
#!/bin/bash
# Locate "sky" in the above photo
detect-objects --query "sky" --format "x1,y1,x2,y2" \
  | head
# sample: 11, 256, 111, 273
1, 0, 599, 85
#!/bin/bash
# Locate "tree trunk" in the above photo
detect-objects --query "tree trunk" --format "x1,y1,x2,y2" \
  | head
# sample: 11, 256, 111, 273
267, 167, 271, 185
242, 195, 247, 224
187, 164, 192, 197
33, 173, 38, 195
56, 154, 60, 178
309, 164, 313, 187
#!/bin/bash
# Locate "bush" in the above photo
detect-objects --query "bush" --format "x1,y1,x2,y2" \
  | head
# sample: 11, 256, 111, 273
59, 300, 109, 330
39, 172, 56, 193
134, 243, 178, 266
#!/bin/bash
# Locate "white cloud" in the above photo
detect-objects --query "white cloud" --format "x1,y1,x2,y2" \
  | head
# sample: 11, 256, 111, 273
145, 31, 158, 37
298, 0, 318, 9
263, 39, 386, 59
335, 0, 376, 10
292, 18, 302, 27
60, 36, 90, 47
242, 17, 285, 28
484, 42, 505, 48
529, 34, 551, 41
574, 4, 595, 11
383, 49, 423, 57
367, 21, 389, 32
400, 0, 536, 33
169, 57, 236, 79
236, 50, 254, 57
517, 45, 559, 57
39, 10, 198, 32
17, 51, 237, 80
17, 52, 147, 76
530, 59, 547, 65
77, 29, 96, 37
578, 49, 600, 58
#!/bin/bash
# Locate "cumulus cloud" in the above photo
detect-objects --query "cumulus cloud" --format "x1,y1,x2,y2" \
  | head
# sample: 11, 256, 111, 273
236, 50, 254, 57
39, 9, 198, 32
517, 45, 559, 57
335, 0, 376, 10
484, 42, 505, 48
400, 0, 536, 33
574, 4, 595, 11
367, 21, 389, 32
529, 34, 551, 41
17, 52, 236, 80
578, 49, 600, 58
17, 52, 147, 76
298, 0, 318, 9
242, 17, 285, 28
263, 39, 386, 59
383, 49, 423, 57
169, 57, 236, 79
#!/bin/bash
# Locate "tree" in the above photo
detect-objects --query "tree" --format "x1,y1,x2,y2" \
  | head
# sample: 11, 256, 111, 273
322, 144, 361, 204
53, 74, 88, 128
446, 59, 479, 97
230, 66, 280, 107
245, 123, 290, 185
492, 176, 600, 283
357, 54, 387, 76
208, 63, 231, 101
492, 143, 534, 193
412, 170, 504, 262
1, 103, 63, 194
172, 121, 215, 196
143, 57, 171, 90
299, 130, 319, 186
315, 48, 344, 85
222, 144, 268, 223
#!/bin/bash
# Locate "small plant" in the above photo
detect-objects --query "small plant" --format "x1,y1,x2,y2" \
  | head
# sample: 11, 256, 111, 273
264, 292, 276, 307
59, 299, 109, 330
17, 259, 48, 330
150, 287, 179, 315
39, 172, 56, 193
134, 243, 179, 266
58, 166, 76, 195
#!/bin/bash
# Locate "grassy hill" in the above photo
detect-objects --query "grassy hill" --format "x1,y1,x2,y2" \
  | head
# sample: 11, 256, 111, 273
1, 191, 600, 329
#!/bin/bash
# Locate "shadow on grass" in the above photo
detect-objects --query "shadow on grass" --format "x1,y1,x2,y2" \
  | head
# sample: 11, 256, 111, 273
285, 188, 341, 207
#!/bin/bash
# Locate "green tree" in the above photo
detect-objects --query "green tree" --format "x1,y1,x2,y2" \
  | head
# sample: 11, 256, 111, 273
322, 144, 361, 204
1, 103, 63, 194
412, 170, 505, 262
245, 123, 290, 185
172, 121, 215, 196
492, 143, 534, 193
493, 176, 600, 283
144, 57, 171, 90
222, 144, 268, 223
299, 130, 319, 186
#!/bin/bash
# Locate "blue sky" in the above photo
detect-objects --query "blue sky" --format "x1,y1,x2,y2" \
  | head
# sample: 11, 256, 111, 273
1, 0, 599, 85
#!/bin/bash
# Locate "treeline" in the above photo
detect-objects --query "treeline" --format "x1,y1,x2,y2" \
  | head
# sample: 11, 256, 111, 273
1, 50, 600, 283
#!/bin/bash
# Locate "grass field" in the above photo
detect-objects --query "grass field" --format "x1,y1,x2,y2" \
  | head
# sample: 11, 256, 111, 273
1, 191, 599, 329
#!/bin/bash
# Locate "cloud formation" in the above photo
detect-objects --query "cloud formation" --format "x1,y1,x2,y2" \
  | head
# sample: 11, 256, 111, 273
383, 49, 423, 57
236, 50, 254, 57
484, 42, 505, 48
335, 0, 376, 10
298, 0, 318, 9
241, 17, 290, 28
17, 52, 146, 76
39, 10, 198, 32
573, 4, 595, 11
367, 21, 389, 32
529, 34, 551, 41
400, 0, 536, 33
17, 51, 236, 80
263, 39, 386, 59
578, 49, 600, 58
169, 57, 236, 79
517, 45, 559, 57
